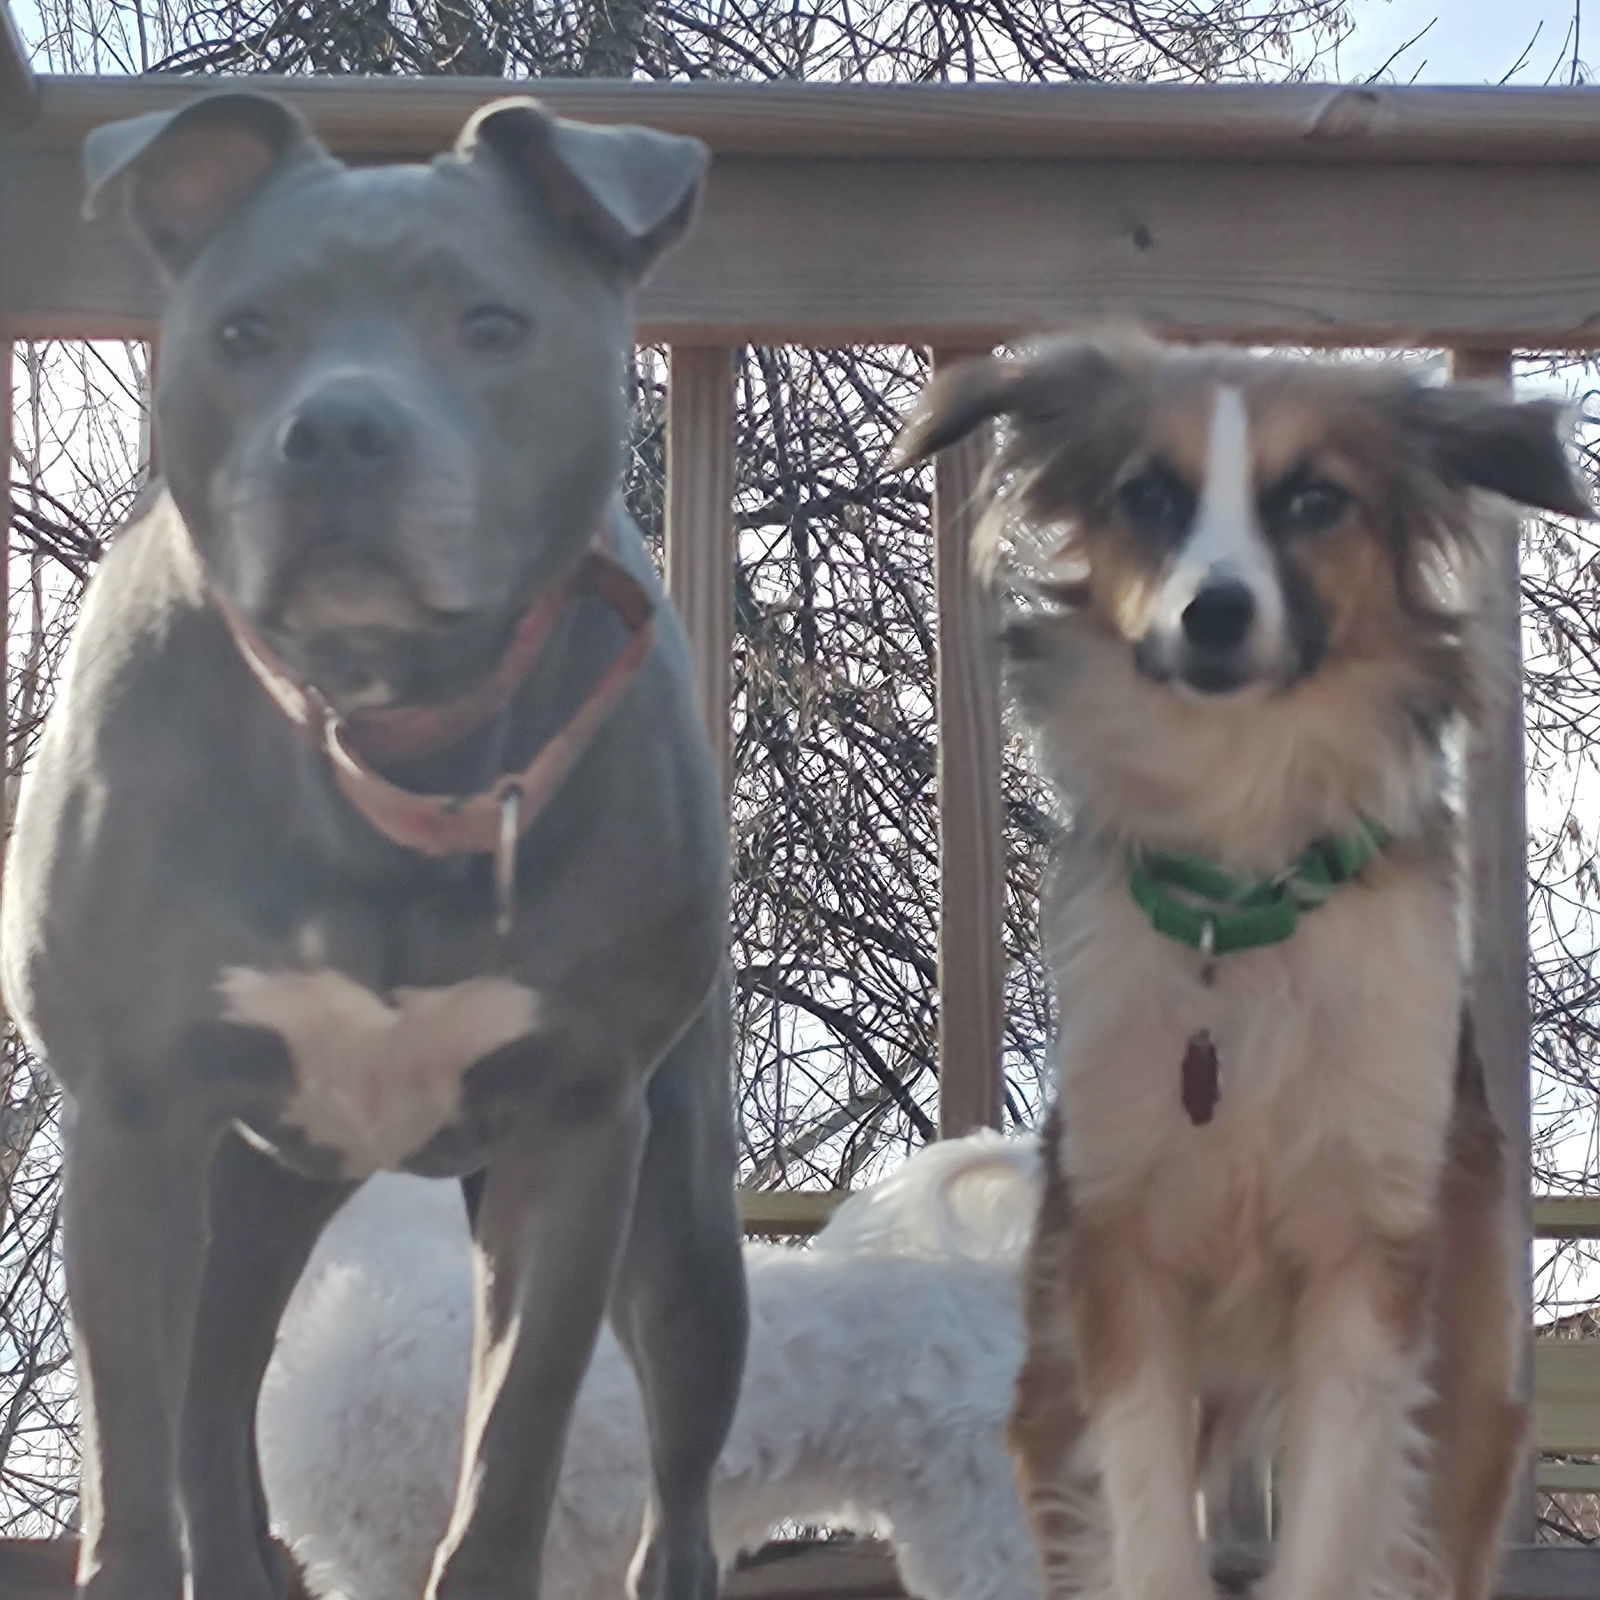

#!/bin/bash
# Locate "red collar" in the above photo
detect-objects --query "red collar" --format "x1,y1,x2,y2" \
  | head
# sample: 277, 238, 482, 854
214, 528, 654, 858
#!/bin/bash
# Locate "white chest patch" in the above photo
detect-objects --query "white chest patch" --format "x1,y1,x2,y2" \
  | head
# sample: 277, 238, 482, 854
219, 968, 539, 1178
1055, 860, 1460, 1281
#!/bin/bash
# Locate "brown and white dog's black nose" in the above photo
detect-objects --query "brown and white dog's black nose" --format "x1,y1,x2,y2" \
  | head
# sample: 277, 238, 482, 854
277, 385, 409, 496
1181, 579, 1257, 655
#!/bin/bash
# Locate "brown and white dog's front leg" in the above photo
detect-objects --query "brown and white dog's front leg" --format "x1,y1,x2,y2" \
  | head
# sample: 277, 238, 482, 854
1425, 1022, 1527, 1600
1264, 1238, 1434, 1600
1008, 1151, 1090, 1600
429, 1083, 647, 1600
1013, 1191, 1211, 1600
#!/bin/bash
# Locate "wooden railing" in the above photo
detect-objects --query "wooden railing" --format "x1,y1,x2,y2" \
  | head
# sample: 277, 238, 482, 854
10, 73, 1600, 1139
5, 55, 1600, 1593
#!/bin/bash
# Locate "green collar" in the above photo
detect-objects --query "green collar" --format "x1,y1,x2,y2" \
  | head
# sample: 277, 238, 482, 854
1127, 818, 1390, 958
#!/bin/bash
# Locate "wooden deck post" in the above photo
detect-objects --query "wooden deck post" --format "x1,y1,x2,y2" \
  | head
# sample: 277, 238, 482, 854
1451, 346, 1535, 1536
931, 345, 1005, 1138
664, 345, 737, 797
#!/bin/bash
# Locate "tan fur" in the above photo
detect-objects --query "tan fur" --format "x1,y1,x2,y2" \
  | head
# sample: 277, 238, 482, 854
900, 331, 1587, 1600
1009, 1121, 1097, 1599
1424, 1020, 1528, 1600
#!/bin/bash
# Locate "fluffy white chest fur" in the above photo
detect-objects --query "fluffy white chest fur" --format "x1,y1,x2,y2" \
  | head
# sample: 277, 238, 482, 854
220, 968, 539, 1177
1057, 856, 1459, 1326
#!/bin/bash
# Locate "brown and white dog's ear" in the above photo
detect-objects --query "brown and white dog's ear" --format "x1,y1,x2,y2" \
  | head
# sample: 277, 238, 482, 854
894, 336, 1144, 466
894, 355, 1025, 464
458, 98, 709, 279
1407, 384, 1595, 520
84, 92, 328, 278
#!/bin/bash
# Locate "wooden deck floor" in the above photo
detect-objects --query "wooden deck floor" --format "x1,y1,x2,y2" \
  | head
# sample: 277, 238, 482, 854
5, 1535, 1600, 1600
724, 1538, 1600, 1600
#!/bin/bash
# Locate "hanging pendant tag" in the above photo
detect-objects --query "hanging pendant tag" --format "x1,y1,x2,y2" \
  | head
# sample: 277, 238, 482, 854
1182, 1029, 1220, 1126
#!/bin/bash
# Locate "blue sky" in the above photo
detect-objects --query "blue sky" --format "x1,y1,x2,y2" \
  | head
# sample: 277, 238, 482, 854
1340, 0, 1586, 84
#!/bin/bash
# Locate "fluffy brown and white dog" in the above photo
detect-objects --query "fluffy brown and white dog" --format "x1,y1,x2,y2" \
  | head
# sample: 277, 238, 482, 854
897, 331, 1592, 1600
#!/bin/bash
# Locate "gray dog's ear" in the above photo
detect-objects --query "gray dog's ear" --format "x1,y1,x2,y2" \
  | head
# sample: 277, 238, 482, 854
457, 97, 709, 278
84, 92, 325, 276
1405, 384, 1595, 520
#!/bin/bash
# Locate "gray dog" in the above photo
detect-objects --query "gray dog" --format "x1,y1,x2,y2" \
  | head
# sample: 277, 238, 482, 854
1, 91, 746, 1600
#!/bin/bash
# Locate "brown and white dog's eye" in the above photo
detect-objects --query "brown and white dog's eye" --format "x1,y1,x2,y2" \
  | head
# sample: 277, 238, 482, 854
1115, 465, 1196, 543
459, 305, 533, 354
1263, 474, 1352, 539
214, 310, 277, 361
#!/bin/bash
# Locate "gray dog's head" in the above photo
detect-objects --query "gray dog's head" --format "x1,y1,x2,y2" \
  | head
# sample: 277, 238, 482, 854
86, 92, 707, 710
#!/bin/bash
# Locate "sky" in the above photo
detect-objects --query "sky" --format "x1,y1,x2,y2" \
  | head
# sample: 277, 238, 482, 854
9, 0, 1594, 83
1339, 0, 1586, 84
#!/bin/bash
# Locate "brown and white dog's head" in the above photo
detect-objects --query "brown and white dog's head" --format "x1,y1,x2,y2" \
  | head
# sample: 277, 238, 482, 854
898, 330, 1591, 706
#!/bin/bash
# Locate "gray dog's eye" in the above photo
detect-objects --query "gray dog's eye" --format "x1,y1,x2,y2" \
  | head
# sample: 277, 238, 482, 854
214, 311, 277, 361
459, 305, 532, 354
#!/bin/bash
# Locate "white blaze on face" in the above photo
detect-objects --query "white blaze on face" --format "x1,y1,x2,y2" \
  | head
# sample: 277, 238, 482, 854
1155, 384, 1286, 657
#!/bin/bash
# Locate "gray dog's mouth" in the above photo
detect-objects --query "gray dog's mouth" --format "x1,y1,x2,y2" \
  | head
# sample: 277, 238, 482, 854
263, 563, 505, 713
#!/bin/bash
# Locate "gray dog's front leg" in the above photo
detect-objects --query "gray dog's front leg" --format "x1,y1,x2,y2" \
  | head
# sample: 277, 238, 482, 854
62, 1100, 218, 1600
429, 1091, 648, 1600
181, 1132, 354, 1600
613, 994, 746, 1600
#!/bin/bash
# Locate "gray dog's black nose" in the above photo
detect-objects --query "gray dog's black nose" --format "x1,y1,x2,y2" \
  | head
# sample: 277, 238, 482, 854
1181, 579, 1256, 653
278, 389, 406, 491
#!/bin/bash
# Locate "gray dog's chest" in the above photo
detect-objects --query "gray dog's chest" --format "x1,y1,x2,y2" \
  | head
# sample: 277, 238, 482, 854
221, 962, 541, 1178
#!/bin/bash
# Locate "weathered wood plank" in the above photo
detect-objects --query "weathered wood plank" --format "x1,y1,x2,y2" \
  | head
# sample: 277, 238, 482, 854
738, 1189, 842, 1236
1497, 1546, 1600, 1600
740, 1188, 1600, 1241
728, 1540, 903, 1600
7, 1527, 1600, 1600
1453, 349, 1535, 1536
1534, 1340, 1600, 1455
664, 345, 737, 794
15, 151, 1600, 346
1536, 1194, 1600, 1238
1537, 1460, 1600, 1494
0, 1536, 75, 1598
723, 1540, 1600, 1600
20, 77, 1600, 163
932, 347, 1004, 1140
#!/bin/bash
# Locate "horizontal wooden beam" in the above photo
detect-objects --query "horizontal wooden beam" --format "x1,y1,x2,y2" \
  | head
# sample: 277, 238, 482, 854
1534, 1195, 1600, 1239
18, 77, 1600, 164
1534, 1340, 1600, 1455
12, 86, 1600, 344
738, 1190, 842, 1236
10, 1536, 1597, 1600
6, 1525, 1600, 1600
725, 1541, 1600, 1600
742, 1189, 1600, 1240
728, 1540, 904, 1600
1537, 1461, 1600, 1493
1496, 1548, 1600, 1600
